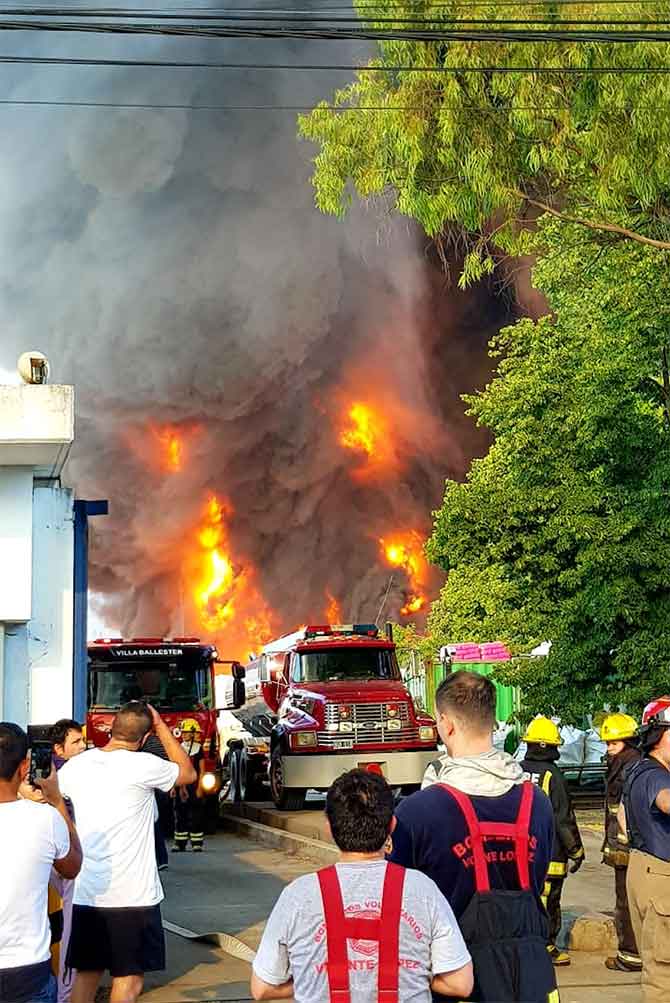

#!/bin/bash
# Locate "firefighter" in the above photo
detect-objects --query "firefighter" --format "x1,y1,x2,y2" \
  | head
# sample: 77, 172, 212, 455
600, 712, 642, 973
172, 719, 206, 853
621, 697, 670, 1003
520, 716, 585, 967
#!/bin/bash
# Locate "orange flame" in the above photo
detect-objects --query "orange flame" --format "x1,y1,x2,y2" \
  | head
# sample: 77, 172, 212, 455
190, 496, 275, 659
325, 590, 342, 623
339, 401, 395, 473
380, 530, 428, 617
156, 427, 183, 473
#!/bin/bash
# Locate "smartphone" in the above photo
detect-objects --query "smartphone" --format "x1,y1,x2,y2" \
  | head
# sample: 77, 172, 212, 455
29, 741, 53, 786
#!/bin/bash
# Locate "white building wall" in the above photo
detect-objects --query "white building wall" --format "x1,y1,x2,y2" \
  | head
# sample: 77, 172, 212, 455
0, 468, 34, 621
29, 484, 74, 725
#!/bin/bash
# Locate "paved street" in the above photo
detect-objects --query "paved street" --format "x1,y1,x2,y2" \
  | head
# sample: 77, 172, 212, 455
97, 812, 644, 1003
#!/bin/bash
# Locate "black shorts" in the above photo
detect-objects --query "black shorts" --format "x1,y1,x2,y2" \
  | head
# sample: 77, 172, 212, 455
67, 904, 166, 977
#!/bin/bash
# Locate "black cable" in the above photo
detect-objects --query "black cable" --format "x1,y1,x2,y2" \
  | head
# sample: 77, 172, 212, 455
0, 97, 658, 109
4, 17, 670, 41
3, 53, 670, 72
3, 6, 670, 24
1, 53, 669, 72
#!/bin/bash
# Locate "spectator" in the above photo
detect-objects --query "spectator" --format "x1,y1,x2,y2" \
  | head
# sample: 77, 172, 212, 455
251, 768, 473, 1003
48, 719, 87, 1003
391, 672, 557, 1003
0, 723, 82, 1003
51, 720, 87, 769
58, 702, 196, 1003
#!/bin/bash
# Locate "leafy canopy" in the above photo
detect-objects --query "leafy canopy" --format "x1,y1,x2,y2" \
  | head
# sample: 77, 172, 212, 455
300, 1, 670, 282
426, 219, 670, 719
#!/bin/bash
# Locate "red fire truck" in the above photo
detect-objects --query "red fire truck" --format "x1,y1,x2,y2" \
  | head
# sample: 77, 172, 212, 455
87, 637, 245, 830
227, 623, 439, 810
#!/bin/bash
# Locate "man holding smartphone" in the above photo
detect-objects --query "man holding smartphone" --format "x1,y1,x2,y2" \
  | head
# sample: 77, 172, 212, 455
58, 701, 195, 1003
0, 723, 82, 1003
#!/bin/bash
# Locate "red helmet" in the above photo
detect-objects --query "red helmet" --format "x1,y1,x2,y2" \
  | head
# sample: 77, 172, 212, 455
642, 697, 670, 728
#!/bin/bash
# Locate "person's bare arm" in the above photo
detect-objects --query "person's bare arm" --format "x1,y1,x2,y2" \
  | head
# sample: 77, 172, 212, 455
250, 972, 294, 1000
431, 961, 474, 998
147, 704, 197, 786
655, 788, 670, 815
36, 767, 83, 880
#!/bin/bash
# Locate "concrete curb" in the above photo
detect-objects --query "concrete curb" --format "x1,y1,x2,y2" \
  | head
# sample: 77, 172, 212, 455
220, 813, 338, 865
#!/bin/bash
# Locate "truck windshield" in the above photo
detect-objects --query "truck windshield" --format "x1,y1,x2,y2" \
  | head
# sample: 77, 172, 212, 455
295, 648, 399, 683
88, 658, 212, 711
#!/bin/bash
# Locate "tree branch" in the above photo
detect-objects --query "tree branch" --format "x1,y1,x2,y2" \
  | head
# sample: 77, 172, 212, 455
519, 195, 670, 251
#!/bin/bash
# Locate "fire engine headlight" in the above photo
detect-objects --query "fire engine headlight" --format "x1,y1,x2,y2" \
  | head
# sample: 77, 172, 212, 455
419, 726, 436, 742
386, 719, 402, 732
201, 772, 218, 792
339, 721, 354, 733
294, 731, 318, 748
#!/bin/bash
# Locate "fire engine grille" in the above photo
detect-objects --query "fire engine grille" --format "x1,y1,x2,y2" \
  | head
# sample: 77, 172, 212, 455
316, 701, 419, 747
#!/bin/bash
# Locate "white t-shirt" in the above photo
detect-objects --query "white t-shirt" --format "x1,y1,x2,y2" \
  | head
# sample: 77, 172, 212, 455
0, 800, 70, 969
253, 861, 471, 1003
58, 748, 179, 909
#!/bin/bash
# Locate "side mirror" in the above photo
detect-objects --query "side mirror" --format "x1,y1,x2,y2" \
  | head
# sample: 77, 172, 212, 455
232, 662, 246, 681
233, 678, 245, 709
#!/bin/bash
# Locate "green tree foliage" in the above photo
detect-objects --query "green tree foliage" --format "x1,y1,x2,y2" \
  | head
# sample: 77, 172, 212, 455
426, 219, 670, 718
300, 1, 670, 282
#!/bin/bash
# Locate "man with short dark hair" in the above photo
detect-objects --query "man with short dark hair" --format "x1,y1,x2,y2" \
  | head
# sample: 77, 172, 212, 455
251, 769, 473, 1003
50, 721, 86, 767
391, 671, 557, 1002
58, 702, 196, 1003
0, 723, 82, 1003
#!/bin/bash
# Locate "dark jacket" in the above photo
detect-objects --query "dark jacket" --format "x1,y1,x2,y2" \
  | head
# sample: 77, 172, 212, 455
521, 748, 584, 876
603, 744, 642, 866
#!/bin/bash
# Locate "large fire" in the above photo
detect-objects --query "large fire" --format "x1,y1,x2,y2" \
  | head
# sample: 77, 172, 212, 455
381, 531, 428, 617
189, 496, 275, 659
339, 401, 394, 472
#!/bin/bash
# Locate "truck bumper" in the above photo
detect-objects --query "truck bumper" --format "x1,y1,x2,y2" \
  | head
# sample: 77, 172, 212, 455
282, 749, 436, 789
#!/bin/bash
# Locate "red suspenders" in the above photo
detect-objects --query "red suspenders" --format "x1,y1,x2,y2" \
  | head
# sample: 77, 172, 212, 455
436, 781, 535, 892
317, 862, 406, 1003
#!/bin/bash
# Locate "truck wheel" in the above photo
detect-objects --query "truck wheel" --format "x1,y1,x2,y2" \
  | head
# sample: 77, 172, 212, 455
240, 749, 266, 802
270, 751, 306, 811
229, 748, 242, 803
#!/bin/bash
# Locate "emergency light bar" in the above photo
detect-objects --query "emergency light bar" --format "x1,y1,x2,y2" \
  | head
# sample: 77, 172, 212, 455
304, 624, 379, 638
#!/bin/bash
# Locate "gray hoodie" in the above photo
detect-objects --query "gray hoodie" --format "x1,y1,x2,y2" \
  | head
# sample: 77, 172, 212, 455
421, 747, 527, 796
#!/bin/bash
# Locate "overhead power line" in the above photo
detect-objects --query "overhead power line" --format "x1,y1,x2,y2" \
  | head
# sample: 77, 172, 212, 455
4, 16, 670, 41
2, 7, 670, 24
1, 53, 670, 72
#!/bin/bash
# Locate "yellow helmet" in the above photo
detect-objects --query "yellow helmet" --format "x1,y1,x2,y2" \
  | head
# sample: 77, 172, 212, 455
522, 716, 562, 746
179, 717, 202, 737
600, 713, 638, 742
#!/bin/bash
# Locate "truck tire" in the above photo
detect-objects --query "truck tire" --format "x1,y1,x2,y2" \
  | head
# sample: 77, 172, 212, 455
229, 748, 242, 803
269, 750, 306, 811
239, 749, 267, 802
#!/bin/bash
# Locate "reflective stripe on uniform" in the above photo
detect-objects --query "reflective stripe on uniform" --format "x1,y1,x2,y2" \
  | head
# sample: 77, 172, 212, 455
609, 804, 619, 815
572, 846, 585, 860
547, 990, 560, 1003
541, 880, 551, 908
547, 861, 568, 877
541, 772, 552, 797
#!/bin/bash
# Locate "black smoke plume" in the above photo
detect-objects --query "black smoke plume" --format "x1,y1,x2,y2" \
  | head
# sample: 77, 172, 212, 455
0, 3, 509, 653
